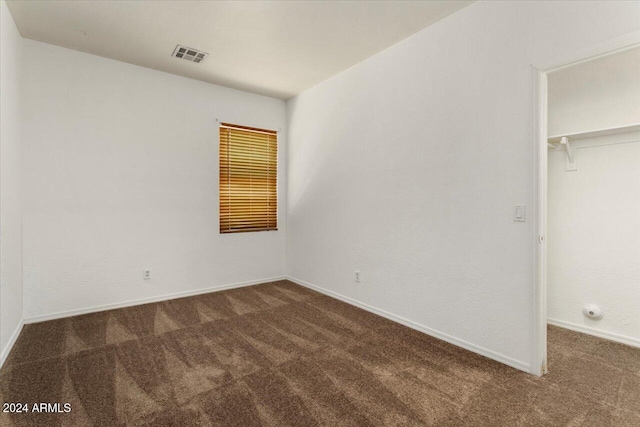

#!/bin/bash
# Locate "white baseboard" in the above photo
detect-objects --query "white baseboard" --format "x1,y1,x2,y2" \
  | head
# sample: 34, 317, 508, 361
547, 318, 640, 348
287, 276, 532, 374
24, 276, 287, 324
0, 319, 24, 370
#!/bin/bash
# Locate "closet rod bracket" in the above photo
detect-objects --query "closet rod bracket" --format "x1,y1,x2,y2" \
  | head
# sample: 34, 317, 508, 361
561, 136, 577, 171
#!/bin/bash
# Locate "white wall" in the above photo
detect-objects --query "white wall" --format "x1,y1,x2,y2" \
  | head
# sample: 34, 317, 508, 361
547, 49, 640, 346
0, 0, 23, 361
286, 0, 640, 373
22, 40, 287, 320
548, 47, 640, 137
547, 132, 640, 346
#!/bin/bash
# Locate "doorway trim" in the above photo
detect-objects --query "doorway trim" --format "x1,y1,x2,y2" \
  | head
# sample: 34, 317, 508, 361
532, 30, 640, 377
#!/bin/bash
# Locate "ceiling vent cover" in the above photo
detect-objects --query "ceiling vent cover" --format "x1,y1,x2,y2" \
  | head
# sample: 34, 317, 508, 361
172, 45, 208, 64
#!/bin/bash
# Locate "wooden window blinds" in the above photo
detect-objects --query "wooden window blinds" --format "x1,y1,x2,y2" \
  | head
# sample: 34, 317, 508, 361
219, 123, 277, 233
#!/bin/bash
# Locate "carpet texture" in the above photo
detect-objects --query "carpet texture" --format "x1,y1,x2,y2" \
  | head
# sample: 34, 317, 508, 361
1, 280, 639, 426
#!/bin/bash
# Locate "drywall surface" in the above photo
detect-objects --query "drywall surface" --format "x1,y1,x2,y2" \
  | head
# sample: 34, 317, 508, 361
547, 139, 639, 344
0, 0, 23, 360
548, 47, 640, 137
22, 40, 287, 319
286, 0, 640, 371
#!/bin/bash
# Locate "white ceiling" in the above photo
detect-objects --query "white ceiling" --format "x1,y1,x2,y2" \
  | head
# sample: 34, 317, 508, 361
7, 0, 472, 99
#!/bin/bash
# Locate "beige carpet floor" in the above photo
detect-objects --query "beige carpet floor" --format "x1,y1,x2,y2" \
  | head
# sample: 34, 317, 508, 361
1, 280, 638, 426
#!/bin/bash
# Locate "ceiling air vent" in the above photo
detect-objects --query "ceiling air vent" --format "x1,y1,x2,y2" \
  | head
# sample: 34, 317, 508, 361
172, 45, 208, 64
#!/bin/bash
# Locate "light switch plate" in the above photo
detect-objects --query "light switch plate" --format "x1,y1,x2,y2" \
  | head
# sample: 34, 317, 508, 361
514, 205, 526, 222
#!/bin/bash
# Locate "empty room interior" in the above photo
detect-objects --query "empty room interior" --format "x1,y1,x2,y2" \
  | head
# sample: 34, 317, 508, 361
0, 1, 639, 426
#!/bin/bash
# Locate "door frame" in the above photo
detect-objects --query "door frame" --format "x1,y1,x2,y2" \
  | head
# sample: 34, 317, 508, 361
531, 30, 640, 376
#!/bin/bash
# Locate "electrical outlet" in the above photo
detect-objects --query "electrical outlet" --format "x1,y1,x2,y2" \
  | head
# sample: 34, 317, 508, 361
143, 269, 151, 280
355, 271, 360, 283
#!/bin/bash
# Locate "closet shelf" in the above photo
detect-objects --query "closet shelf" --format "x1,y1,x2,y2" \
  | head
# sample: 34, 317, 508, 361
548, 123, 640, 143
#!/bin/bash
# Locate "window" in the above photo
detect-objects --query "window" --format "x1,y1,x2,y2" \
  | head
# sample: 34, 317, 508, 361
219, 123, 277, 233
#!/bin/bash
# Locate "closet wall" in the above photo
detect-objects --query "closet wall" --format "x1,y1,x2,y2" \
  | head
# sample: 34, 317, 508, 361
547, 48, 640, 347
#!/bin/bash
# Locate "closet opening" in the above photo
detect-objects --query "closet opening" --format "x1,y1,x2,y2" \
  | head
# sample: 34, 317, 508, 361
535, 44, 640, 377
